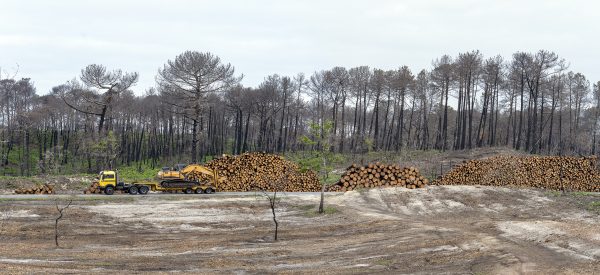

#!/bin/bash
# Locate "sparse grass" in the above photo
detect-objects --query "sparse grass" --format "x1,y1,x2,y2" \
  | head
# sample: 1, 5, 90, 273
0, 197, 50, 202
587, 201, 600, 213
545, 190, 600, 198
545, 190, 562, 197
570, 192, 599, 197
70, 196, 135, 202
303, 205, 339, 217
296, 204, 314, 211
374, 259, 393, 266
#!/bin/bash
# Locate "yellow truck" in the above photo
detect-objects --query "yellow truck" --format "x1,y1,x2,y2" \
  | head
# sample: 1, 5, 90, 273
96, 164, 224, 195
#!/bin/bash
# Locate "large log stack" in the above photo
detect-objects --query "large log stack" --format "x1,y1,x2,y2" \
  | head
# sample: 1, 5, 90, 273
196, 152, 321, 192
14, 183, 55, 194
434, 155, 600, 192
328, 163, 428, 192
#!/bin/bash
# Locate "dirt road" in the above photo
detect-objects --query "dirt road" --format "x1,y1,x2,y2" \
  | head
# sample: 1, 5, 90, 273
0, 186, 599, 274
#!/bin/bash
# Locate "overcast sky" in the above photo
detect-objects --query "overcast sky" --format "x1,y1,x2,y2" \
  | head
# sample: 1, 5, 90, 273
1, 0, 598, 95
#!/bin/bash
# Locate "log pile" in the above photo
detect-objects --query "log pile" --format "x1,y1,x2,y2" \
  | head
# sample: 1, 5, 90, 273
196, 152, 321, 192
434, 155, 600, 192
83, 182, 103, 194
328, 163, 428, 192
14, 183, 55, 194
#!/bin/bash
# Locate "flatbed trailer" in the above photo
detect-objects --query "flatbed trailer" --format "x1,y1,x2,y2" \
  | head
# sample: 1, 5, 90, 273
132, 179, 216, 194
96, 171, 217, 195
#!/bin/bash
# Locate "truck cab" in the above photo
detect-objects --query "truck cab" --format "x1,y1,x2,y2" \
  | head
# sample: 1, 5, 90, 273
98, 170, 117, 189
97, 170, 150, 195
98, 170, 122, 195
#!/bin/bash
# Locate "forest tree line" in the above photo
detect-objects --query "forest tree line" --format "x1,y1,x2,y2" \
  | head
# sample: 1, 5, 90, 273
1, 49, 599, 176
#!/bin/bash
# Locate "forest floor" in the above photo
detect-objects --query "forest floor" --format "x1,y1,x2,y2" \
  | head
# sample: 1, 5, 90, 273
0, 186, 599, 274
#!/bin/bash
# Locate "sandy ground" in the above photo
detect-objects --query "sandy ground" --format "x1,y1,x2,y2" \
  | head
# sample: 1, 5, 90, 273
0, 186, 599, 274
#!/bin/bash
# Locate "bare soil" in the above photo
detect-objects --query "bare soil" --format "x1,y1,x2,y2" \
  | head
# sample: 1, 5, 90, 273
0, 186, 599, 274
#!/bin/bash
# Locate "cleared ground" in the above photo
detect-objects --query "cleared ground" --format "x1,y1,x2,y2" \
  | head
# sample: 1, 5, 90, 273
0, 186, 599, 274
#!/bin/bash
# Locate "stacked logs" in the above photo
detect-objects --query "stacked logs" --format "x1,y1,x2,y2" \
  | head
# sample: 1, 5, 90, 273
434, 155, 600, 192
196, 152, 321, 192
328, 163, 428, 192
14, 183, 55, 194
83, 182, 103, 194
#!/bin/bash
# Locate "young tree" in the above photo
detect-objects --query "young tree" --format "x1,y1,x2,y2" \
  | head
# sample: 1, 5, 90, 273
157, 51, 241, 162
54, 199, 72, 247
300, 120, 335, 214
255, 169, 289, 241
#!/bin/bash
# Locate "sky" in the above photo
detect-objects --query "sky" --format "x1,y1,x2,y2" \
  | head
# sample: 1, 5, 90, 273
0, 0, 598, 95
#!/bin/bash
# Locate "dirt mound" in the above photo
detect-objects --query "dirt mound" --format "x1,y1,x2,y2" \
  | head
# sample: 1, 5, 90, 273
434, 155, 600, 192
329, 162, 427, 191
201, 152, 321, 192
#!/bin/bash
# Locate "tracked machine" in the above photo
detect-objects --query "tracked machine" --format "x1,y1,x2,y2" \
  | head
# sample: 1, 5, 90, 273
156, 163, 224, 194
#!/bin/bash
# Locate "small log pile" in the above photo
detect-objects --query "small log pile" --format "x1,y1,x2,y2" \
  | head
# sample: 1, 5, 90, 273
83, 182, 103, 194
434, 155, 600, 192
328, 163, 428, 192
14, 183, 55, 194
197, 152, 321, 192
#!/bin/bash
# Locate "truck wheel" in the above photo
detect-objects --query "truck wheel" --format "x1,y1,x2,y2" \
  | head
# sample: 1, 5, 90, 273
195, 188, 204, 194
129, 186, 138, 195
104, 186, 114, 195
185, 188, 193, 194
138, 185, 149, 195
205, 188, 214, 194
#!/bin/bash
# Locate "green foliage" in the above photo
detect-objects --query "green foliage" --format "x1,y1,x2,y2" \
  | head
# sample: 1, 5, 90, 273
364, 137, 374, 153
290, 152, 345, 184
90, 131, 120, 170
299, 135, 316, 147
299, 120, 337, 183
1, 145, 40, 176
296, 156, 323, 173
323, 173, 341, 185
38, 146, 63, 175
117, 162, 158, 182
